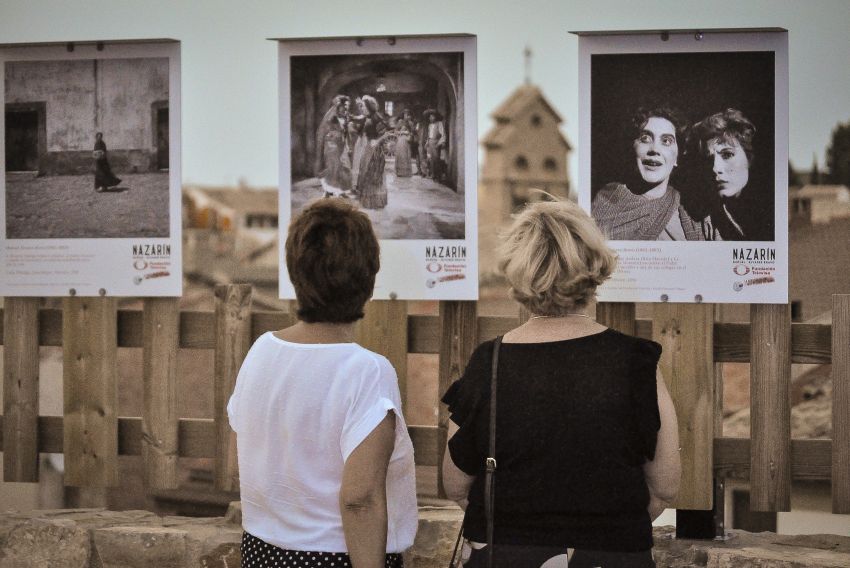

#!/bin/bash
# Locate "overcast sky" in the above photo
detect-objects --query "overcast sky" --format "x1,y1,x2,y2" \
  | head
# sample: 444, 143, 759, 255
2, 0, 848, 189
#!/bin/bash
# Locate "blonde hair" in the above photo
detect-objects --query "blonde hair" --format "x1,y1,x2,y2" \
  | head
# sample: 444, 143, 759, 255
497, 197, 616, 315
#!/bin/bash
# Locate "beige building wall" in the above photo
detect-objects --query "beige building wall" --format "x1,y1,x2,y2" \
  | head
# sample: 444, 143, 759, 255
479, 85, 571, 282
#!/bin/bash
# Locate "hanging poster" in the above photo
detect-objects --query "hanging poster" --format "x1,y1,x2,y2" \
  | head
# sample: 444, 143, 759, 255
1, 39, 181, 297
278, 34, 478, 300
577, 29, 788, 303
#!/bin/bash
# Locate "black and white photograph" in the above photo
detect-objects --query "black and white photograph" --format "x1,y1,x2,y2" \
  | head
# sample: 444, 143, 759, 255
288, 50, 466, 240
279, 35, 478, 301
1, 40, 181, 297
589, 50, 775, 243
4, 56, 170, 239
578, 30, 788, 304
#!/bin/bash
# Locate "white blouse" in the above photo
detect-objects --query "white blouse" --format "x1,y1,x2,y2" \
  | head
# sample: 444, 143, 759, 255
227, 332, 417, 553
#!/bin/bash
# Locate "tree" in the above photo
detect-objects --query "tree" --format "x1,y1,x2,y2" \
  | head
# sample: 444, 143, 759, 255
788, 161, 801, 187
826, 120, 850, 187
811, 155, 821, 185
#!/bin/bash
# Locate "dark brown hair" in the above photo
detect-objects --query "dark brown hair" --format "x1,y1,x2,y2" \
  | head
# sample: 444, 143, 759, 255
692, 108, 756, 164
629, 105, 690, 147
285, 199, 379, 323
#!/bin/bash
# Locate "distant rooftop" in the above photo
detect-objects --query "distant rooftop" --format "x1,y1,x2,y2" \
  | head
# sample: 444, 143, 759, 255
491, 84, 564, 123
483, 84, 571, 150
791, 184, 850, 200
185, 185, 277, 215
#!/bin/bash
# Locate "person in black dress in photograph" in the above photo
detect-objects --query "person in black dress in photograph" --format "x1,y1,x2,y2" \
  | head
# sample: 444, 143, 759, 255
93, 132, 121, 192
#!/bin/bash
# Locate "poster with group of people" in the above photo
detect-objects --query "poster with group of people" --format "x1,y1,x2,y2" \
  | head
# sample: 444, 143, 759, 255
0, 39, 181, 297
278, 34, 479, 300
578, 29, 789, 303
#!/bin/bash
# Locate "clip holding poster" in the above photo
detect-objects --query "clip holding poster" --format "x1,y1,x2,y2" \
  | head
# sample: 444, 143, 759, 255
574, 28, 788, 304
0, 39, 182, 297
276, 34, 478, 301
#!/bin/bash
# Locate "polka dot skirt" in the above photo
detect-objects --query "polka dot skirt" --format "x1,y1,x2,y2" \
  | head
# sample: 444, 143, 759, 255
241, 531, 404, 568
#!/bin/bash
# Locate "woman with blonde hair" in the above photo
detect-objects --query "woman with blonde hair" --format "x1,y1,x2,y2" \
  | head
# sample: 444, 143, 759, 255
442, 198, 680, 567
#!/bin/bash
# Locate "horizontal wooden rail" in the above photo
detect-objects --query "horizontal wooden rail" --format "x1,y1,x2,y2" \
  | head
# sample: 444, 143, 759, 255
714, 437, 832, 481
0, 309, 836, 364
0, 416, 440, 467
0, 416, 833, 481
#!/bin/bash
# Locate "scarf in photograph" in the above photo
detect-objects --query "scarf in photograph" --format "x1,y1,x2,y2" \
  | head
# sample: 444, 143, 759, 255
593, 183, 702, 241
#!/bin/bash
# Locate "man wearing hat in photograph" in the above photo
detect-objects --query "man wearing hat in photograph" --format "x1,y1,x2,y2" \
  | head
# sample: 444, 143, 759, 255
424, 109, 446, 182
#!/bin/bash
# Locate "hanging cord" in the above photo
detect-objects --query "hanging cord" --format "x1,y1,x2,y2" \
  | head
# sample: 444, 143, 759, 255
485, 336, 503, 568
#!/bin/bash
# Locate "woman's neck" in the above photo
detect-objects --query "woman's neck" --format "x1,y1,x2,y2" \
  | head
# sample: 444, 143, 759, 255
641, 180, 669, 199
274, 321, 356, 344
503, 308, 607, 343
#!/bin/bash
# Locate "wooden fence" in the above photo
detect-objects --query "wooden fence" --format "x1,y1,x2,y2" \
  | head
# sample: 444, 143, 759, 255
1, 286, 848, 515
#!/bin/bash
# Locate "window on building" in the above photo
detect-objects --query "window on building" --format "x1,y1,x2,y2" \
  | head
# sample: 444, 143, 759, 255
511, 194, 528, 213
384, 101, 394, 116
530, 114, 542, 127
515, 155, 529, 170
245, 213, 278, 229
791, 300, 803, 322
543, 157, 557, 171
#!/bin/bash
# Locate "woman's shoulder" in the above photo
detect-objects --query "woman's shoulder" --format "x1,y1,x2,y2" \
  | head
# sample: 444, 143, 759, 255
600, 328, 662, 362
441, 339, 497, 390
592, 182, 629, 205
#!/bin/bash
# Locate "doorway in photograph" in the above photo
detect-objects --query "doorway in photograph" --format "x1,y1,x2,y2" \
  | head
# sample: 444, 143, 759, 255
153, 101, 169, 171
5, 102, 46, 173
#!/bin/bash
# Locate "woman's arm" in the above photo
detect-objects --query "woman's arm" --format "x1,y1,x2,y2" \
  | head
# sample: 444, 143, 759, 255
340, 411, 395, 568
643, 368, 681, 520
442, 419, 475, 509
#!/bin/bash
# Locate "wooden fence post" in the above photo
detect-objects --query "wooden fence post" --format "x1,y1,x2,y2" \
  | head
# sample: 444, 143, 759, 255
142, 297, 180, 490
3, 297, 40, 482
214, 284, 252, 492
750, 303, 791, 512
437, 301, 478, 498
832, 294, 850, 514
653, 303, 715, 510
596, 302, 636, 336
63, 297, 118, 487
355, 300, 408, 410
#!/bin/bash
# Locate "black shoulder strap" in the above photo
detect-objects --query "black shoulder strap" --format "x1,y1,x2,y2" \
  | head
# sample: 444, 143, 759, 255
485, 336, 502, 568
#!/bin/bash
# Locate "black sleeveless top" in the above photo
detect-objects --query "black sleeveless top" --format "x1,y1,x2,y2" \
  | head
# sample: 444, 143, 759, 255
441, 328, 662, 552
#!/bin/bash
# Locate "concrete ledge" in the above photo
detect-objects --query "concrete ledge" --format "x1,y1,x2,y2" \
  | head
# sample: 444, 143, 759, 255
1, 505, 849, 567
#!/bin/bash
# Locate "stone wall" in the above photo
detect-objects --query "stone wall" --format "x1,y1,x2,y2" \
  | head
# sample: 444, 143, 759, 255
1, 504, 849, 567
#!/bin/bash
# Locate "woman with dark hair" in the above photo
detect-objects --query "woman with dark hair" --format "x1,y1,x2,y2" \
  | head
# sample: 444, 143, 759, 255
93, 132, 121, 191
691, 108, 765, 241
357, 95, 389, 209
315, 95, 352, 198
348, 98, 369, 194
592, 107, 704, 241
229, 198, 417, 568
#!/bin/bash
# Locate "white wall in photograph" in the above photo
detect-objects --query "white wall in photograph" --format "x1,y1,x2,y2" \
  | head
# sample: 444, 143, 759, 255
278, 34, 478, 301
0, 40, 181, 297
577, 29, 788, 304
